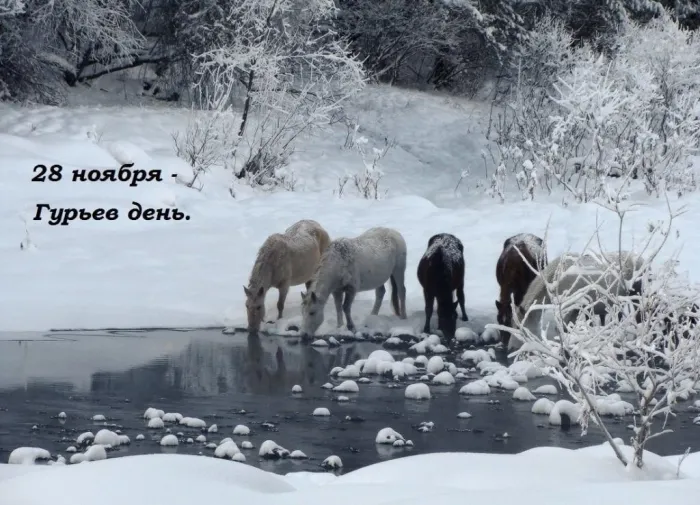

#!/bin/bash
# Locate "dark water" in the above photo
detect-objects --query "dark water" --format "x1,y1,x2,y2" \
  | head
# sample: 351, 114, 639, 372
0, 329, 698, 474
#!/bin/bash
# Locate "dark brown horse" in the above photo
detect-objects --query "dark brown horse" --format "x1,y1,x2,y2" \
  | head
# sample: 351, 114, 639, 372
417, 233, 468, 342
495, 233, 547, 348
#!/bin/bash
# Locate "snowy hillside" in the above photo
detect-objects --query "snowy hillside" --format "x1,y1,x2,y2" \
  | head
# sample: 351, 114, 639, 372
1, 82, 699, 333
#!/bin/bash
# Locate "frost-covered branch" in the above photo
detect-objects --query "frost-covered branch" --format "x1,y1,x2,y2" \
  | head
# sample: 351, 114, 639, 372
490, 194, 700, 469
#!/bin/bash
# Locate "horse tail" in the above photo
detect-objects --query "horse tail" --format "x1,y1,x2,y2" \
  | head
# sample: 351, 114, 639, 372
390, 275, 400, 317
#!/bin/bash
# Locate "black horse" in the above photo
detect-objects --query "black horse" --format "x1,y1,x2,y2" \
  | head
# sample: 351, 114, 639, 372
417, 233, 468, 342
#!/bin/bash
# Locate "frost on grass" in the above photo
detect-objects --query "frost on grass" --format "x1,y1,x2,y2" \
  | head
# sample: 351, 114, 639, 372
333, 380, 359, 393
8, 447, 51, 465
459, 380, 491, 395
405, 383, 431, 400
375, 428, 404, 444
513, 387, 536, 401
313, 407, 331, 416
259, 440, 290, 459
233, 424, 250, 435
160, 434, 179, 447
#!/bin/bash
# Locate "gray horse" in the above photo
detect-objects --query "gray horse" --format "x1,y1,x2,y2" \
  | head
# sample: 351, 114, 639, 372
300, 227, 408, 337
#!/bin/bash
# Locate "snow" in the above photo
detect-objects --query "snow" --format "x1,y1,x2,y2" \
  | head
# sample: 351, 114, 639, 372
259, 440, 290, 459
375, 428, 404, 444
179, 417, 206, 429
93, 429, 130, 448
292, 385, 303, 393
549, 400, 583, 426
432, 371, 456, 385
159, 434, 179, 447
333, 380, 359, 393
426, 356, 445, 375
215, 440, 241, 459
233, 424, 251, 435
8, 448, 51, 465
404, 383, 431, 400
290, 450, 308, 459
457, 411, 472, 419
532, 398, 556, 415
322, 455, 343, 469
533, 385, 558, 395
143, 408, 164, 420
69, 444, 107, 463
163, 412, 183, 423
147, 417, 164, 429
459, 380, 491, 395
3, 444, 700, 505
313, 407, 331, 416
513, 386, 536, 401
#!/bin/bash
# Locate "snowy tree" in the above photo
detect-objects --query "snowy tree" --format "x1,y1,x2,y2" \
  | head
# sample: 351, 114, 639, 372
189, 0, 366, 186
492, 197, 700, 469
491, 12, 700, 201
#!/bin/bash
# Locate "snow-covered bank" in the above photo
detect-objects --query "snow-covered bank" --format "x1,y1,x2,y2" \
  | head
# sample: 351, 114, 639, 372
1, 444, 700, 505
1, 85, 699, 333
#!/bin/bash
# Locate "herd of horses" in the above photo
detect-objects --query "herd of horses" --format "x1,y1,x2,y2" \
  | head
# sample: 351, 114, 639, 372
242, 219, 697, 349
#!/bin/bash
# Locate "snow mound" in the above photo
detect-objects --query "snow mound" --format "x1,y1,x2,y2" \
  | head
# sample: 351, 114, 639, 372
143, 408, 164, 420
333, 380, 359, 393
259, 440, 289, 459
94, 429, 130, 448
179, 417, 206, 429
376, 428, 404, 444
455, 327, 479, 343
533, 385, 558, 395
70, 445, 107, 464
8, 448, 51, 465
460, 380, 491, 395
549, 400, 582, 426
432, 371, 456, 385
322, 455, 343, 470
313, 407, 331, 416
233, 425, 251, 436
532, 398, 555, 415
147, 417, 164, 429
292, 384, 303, 393
405, 383, 431, 400
160, 435, 179, 447
513, 387, 536, 401
215, 440, 241, 459
163, 412, 183, 423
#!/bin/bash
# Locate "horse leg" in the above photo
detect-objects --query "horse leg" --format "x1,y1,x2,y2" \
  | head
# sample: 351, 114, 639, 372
456, 284, 468, 321
392, 265, 408, 319
333, 291, 344, 328
371, 284, 386, 315
342, 288, 357, 332
276, 285, 289, 319
423, 289, 434, 334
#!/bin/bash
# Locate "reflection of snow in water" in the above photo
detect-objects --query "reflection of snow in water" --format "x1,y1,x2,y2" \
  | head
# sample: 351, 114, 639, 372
160, 336, 384, 396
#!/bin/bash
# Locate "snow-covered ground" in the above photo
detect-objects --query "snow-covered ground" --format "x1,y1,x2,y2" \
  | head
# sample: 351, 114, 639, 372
1, 441, 700, 505
1, 81, 698, 335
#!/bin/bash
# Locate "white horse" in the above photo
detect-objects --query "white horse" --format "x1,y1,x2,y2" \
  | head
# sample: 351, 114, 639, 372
508, 250, 644, 352
244, 219, 331, 335
300, 227, 408, 336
